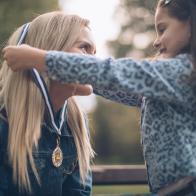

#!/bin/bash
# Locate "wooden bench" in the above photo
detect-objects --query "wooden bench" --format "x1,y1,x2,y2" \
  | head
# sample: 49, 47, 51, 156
92, 165, 148, 185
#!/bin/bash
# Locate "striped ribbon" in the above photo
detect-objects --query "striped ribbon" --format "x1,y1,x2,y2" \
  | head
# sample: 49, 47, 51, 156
17, 23, 67, 135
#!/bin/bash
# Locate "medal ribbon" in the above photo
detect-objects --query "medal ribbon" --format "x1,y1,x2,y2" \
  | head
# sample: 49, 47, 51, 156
17, 23, 67, 135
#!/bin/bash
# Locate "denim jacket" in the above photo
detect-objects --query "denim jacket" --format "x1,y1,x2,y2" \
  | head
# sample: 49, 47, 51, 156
45, 52, 196, 193
0, 109, 92, 196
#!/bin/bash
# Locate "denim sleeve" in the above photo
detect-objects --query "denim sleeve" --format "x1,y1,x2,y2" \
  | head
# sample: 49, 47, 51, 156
0, 117, 8, 196
46, 52, 194, 105
0, 191, 5, 196
62, 165, 92, 196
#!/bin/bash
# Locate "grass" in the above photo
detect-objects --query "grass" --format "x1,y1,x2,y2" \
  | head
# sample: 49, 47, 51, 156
92, 185, 150, 195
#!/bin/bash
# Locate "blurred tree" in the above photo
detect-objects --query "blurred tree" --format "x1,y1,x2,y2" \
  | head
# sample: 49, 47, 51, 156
91, 97, 143, 164
0, 0, 58, 48
107, 0, 157, 58
91, 0, 158, 165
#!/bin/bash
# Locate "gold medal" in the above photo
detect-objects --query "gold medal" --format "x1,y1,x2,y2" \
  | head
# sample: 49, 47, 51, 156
52, 137, 63, 167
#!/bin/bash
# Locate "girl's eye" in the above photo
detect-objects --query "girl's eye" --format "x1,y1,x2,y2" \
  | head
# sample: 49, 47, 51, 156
79, 44, 91, 54
80, 44, 89, 50
158, 27, 165, 34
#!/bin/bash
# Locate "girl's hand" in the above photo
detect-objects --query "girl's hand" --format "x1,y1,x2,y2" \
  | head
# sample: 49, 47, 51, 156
2, 44, 47, 72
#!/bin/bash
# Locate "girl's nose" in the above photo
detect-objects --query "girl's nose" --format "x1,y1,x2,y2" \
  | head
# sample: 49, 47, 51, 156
153, 38, 161, 49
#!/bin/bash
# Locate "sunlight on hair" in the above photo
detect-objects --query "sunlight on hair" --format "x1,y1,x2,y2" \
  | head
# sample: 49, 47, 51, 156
59, 0, 119, 57
59, 0, 120, 112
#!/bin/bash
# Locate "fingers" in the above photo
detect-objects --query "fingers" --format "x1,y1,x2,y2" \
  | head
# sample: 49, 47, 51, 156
75, 84, 93, 96
84, 84, 93, 94
2, 48, 8, 63
2, 46, 12, 54
2, 47, 7, 60
2, 47, 5, 54
2, 46, 10, 60
2, 46, 17, 71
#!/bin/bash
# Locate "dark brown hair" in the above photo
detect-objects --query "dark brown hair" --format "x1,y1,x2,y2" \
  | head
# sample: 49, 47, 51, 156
158, 0, 196, 70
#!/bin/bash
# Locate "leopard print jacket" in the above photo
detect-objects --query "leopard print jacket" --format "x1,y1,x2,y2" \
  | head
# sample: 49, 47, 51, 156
46, 51, 196, 193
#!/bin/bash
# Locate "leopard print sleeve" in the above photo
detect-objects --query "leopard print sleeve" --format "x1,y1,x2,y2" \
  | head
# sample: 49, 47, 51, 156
46, 52, 142, 106
45, 52, 194, 106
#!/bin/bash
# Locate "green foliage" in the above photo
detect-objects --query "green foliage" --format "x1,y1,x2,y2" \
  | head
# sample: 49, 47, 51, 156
91, 97, 143, 164
91, 1, 159, 165
0, 0, 58, 48
107, 0, 157, 58
93, 185, 150, 195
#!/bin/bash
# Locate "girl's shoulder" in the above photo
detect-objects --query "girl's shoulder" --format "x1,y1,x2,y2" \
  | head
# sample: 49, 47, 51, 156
173, 53, 193, 70
171, 53, 192, 66
151, 53, 193, 72
153, 53, 191, 63
176, 53, 191, 61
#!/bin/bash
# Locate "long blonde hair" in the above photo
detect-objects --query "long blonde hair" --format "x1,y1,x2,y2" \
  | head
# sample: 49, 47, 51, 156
0, 11, 94, 192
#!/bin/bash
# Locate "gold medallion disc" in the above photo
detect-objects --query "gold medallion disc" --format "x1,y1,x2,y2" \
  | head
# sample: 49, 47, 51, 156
52, 146, 63, 167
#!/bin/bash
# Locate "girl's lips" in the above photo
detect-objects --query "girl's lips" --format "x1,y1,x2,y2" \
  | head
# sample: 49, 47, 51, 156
160, 48, 166, 54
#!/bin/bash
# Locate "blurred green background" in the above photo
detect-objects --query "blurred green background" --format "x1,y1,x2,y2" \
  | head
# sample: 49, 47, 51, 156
0, 0, 158, 194
91, 0, 157, 165
0, 0, 157, 165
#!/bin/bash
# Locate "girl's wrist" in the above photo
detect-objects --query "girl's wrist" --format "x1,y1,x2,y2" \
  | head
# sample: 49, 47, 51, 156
34, 49, 47, 71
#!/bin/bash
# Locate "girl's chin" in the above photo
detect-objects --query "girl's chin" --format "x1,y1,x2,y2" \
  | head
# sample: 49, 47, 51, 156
160, 53, 174, 59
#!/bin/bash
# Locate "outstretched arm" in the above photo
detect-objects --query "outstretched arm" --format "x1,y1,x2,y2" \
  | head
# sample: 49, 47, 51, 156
3, 45, 194, 106
3, 45, 142, 106
45, 51, 194, 106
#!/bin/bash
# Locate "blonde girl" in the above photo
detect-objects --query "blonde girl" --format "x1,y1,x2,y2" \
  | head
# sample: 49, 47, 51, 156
4, 0, 196, 195
0, 11, 95, 196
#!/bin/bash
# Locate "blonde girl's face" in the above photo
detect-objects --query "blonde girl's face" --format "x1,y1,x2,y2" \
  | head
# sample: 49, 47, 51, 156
66, 26, 96, 96
153, 7, 190, 58
68, 26, 96, 55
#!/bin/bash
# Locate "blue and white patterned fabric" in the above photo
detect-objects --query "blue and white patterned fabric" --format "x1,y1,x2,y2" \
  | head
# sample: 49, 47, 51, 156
45, 51, 196, 193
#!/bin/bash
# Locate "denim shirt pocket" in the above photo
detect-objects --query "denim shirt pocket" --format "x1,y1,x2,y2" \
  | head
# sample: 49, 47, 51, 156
30, 132, 77, 177
31, 152, 48, 173
62, 155, 77, 175
61, 134, 78, 175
